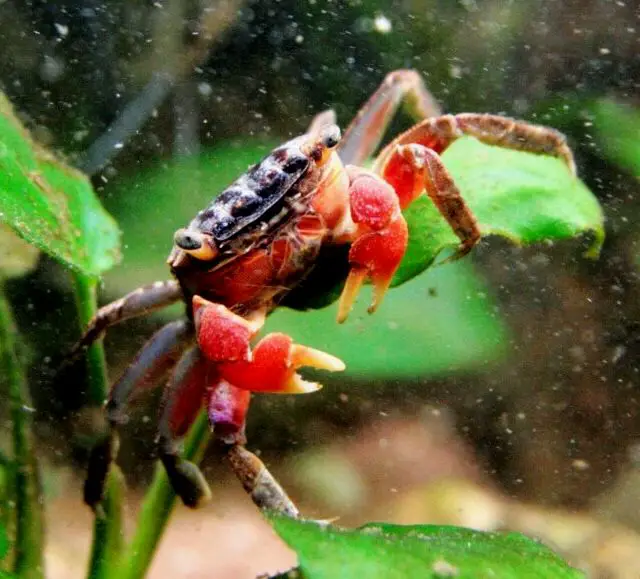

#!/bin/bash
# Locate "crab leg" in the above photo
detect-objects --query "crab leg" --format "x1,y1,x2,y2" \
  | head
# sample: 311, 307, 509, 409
157, 347, 214, 508
374, 113, 576, 175
106, 319, 194, 422
84, 319, 193, 509
338, 69, 442, 166
205, 379, 299, 515
69, 279, 182, 360
380, 144, 481, 257
157, 348, 299, 514
225, 444, 299, 517
374, 114, 575, 258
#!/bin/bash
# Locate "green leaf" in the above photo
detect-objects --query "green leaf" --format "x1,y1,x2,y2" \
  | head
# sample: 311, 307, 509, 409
0, 92, 120, 277
589, 99, 640, 177
266, 259, 506, 378
268, 515, 584, 579
394, 137, 604, 284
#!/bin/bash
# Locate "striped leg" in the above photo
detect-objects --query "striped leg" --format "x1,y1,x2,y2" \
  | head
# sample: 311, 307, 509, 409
69, 280, 182, 361
337, 69, 441, 166
84, 319, 193, 509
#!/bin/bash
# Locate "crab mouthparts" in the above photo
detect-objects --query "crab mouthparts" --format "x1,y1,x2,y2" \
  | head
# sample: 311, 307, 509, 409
173, 229, 218, 260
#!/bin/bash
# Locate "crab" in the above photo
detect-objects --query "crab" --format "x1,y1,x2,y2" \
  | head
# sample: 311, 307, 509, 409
73, 70, 576, 516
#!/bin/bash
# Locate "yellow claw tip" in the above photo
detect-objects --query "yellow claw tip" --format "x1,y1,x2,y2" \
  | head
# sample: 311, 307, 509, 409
282, 374, 323, 395
336, 309, 348, 324
291, 344, 346, 372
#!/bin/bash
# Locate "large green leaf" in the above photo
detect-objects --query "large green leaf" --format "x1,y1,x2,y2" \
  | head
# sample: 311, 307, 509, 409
0, 92, 120, 277
395, 137, 604, 284
268, 515, 584, 579
266, 259, 506, 378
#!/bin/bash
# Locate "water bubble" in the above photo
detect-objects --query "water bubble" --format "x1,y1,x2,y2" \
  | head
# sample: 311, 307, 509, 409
373, 14, 392, 34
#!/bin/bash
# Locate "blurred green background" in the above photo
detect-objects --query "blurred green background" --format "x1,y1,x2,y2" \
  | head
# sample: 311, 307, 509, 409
0, 1, 639, 576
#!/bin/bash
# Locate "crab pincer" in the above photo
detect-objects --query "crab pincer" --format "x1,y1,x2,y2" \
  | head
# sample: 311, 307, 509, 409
336, 167, 409, 323
193, 296, 345, 394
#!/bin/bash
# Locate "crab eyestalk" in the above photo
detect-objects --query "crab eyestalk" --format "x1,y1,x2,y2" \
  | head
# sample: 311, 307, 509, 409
304, 125, 341, 166
173, 228, 218, 261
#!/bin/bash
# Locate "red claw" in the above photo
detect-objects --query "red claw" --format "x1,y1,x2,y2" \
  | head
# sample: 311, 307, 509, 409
219, 333, 344, 394
194, 297, 254, 363
337, 169, 409, 323
194, 297, 345, 394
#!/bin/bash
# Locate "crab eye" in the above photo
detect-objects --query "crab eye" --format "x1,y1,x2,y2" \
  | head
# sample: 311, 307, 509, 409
321, 125, 341, 149
174, 229, 218, 260
174, 229, 202, 250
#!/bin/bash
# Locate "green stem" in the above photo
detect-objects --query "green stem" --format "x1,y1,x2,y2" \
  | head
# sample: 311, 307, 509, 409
86, 466, 125, 579
116, 411, 211, 579
0, 285, 44, 579
73, 273, 124, 579
73, 274, 109, 406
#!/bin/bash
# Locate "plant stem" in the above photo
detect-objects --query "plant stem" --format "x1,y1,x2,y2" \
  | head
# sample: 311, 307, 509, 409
73, 273, 124, 579
86, 465, 125, 579
0, 285, 44, 579
73, 274, 108, 407
116, 411, 211, 579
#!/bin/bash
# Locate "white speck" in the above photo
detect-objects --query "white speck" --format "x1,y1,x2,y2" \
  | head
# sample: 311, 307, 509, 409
373, 14, 392, 34
599, 47, 610, 55
572, 459, 590, 471
197, 82, 212, 97
612, 344, 626, 364
114, 142, 124, 150
40, 55, 65, 83
449, 64, 462, 79
54, 23, 69, 37
73, 129, 89, 142
295, 34, 304, 44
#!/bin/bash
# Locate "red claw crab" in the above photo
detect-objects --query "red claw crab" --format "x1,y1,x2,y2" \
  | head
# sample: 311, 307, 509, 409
74, 70, 576, 516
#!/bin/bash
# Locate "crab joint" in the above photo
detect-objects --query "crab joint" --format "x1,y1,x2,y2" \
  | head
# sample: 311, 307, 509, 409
173, 228, 218, 260
226, 444, 299, 517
